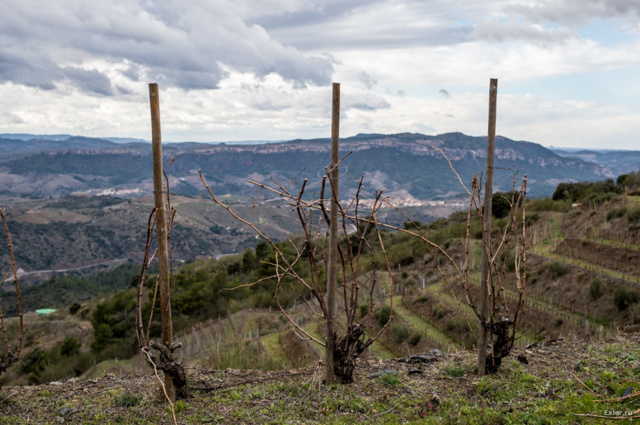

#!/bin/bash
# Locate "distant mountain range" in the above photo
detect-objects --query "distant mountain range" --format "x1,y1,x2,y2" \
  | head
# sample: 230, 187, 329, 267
0, 133, 149, 144
550, 148, 640, 178
1, 132, 638, 200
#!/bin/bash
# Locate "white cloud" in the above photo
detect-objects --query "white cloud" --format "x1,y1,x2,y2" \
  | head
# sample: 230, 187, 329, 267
0, 0, 639, 150
0, 0, 333, 95
473, 21, 575, 45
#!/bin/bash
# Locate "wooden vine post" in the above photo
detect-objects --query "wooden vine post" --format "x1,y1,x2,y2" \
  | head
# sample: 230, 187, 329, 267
149, 83, 175, 401
325, 82, 340, 384
478, 78, 497, 376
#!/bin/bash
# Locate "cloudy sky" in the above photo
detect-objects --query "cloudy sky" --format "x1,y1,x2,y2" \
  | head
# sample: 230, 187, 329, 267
1, 0, 639, 149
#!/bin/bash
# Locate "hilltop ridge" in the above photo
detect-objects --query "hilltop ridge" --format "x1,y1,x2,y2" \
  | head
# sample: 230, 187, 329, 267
0, 132, 627, 200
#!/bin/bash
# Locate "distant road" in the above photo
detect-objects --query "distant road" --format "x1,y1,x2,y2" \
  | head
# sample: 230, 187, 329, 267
4, 258, 131, 284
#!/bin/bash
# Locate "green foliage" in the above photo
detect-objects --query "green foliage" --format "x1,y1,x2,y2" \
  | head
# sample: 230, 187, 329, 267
590, 279, 602, 300
391, 323, 410, 344
20, 339, 93, 384
552, 179, 620, 202
606, 205, 627, 221
0, 262, 144, 318
388, 243, 415, 267
174, 400, 187, 413
408, 332, 421, 347
614, 287, 639, 311
60, 337, 81, 357
205, 340, 287, 371
91, 288, 140, 360
374, 306, 391, 328
445, 319, 468, 333
617, 169, 640, 189
241, 249, 258, 273
112, 392, 142, 408
358, 303, 369, 318
527, 197, 571, 212
547, 262, 569, 278
69, 302, 82, 315
209, 224, 224, 234
380, 373, 400, 387
432, 302, 446, 319
445, 366, 465, 377
500, 250, 516, 272
403, 220, 423, 230
492, 191, 522, 219
21, 348, 50, 376
627, 205, 640, 223
525, 212, 539, 224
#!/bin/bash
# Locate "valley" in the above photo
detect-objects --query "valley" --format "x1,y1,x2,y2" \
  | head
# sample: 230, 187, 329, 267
2, 134, 640, 423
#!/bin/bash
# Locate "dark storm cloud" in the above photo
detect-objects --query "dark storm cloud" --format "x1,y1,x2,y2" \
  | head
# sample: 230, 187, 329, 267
62, 67, 113, 95
0, 52, 60, 90
0, 0, 334, 95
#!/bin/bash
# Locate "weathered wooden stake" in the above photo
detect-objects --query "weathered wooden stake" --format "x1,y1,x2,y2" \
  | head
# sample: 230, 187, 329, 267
149, 83, 175, 401
325, 82, 340, 384
478, 78, 497, 377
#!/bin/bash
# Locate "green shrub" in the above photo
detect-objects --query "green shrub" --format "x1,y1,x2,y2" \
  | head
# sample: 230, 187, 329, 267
614, 287, 639, 310
112, 392, 142, 408
432, 302, 446, 319
60, 337, 81, 357
391, 323, 410, 344
359, 303, 369, 318
445, 319, 468, 333
548, 262, 569, 278
374, 306, 391, 327
528, 198, 571, 212
606, 206, 627, 221
381, 373, 400, 387
505, 251, 516, 272
69, 303, 82, 315
628, 206, 640, 223
590, 279, 602, 300
445, 366, 465, 377
408, 332, 421, 347
525, 212, 539, 224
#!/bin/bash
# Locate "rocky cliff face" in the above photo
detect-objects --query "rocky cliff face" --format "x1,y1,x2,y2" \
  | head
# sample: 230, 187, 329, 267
0, 132, 616, 200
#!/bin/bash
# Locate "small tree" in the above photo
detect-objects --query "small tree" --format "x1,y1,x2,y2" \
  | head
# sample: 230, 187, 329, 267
382, 168, 528, 375
136, 83, 187, 408
134, 176, 188, 399
0, 209, 24, 377
200, 168, 396, 384
467, 174, 528, 373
